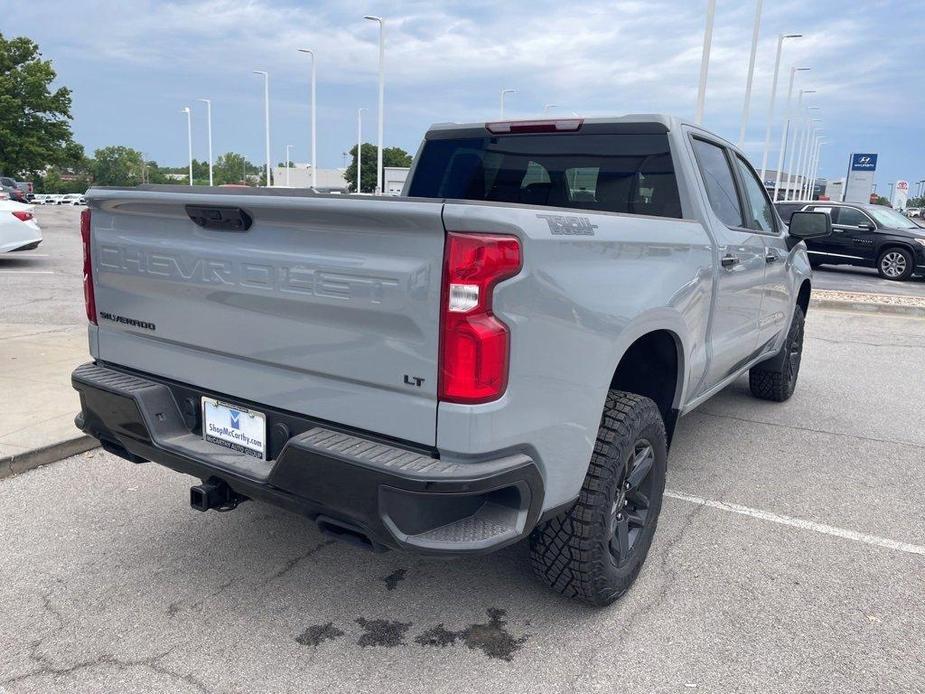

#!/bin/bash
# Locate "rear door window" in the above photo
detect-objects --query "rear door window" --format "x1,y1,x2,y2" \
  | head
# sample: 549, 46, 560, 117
835, 207, 868, 227
691, 138, 743, 228
407, 131, 683, 218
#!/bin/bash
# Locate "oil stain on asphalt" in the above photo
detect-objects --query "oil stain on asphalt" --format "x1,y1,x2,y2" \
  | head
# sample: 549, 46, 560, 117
298, 609, 529, 661
401, 608, 530, 661
296, 622, 344, 647
383, 568, 407, 591
355, 618, 413, 647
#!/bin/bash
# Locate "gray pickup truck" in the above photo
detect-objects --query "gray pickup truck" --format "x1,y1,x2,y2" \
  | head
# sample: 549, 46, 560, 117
72, 115, 830, 605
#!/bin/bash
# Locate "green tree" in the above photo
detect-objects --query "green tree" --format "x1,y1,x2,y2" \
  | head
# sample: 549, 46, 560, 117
344, 144, 412, 193
213, 152, 259, 185
873, 195, 891, 206
0, 34, 76, 178
91, 145, 145, 186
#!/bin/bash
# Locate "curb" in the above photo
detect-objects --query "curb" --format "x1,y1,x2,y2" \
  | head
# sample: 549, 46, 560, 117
811, 298, 925, 318
0, 435, 99, 480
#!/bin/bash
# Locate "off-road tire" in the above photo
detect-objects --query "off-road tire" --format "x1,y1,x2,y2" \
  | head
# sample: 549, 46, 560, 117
877, 247, 914, 281
749, 305, 805, 402
529, 391, 667, 606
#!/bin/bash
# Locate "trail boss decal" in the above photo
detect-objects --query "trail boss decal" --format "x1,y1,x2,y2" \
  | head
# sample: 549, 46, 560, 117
537, 214, 598, 236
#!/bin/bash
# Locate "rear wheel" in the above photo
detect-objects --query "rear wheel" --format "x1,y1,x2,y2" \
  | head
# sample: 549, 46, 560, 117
877, 248, 913, 281
529, 391, 667, 606
749, 305, 804, 402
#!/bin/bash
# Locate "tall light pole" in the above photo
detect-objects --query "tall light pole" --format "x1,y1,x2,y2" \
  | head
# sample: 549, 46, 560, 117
196, 98, 213, 186
809, 139, 826, 200
737, 0, 763, 147
800, 130, 821, 199
180, 107, 193, 185
356, 107, 367, 193
364, 16, 385, 195
798, 118, 822, 199
785, 91, 816, 199
694, 0, 717, 124
285, 144, 293, 186
543, 104, 559, 114
297, 49, 317, 190
253, 70, 271, 186
773, 66, 810, 201
759, 34, 801, 182
500, 88, 516, 119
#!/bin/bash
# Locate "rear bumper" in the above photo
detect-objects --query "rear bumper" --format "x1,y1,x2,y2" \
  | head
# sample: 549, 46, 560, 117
71, 362, 544, 555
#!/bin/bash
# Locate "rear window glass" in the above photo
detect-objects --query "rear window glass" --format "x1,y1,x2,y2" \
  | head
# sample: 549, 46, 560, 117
407, 132, 682, 218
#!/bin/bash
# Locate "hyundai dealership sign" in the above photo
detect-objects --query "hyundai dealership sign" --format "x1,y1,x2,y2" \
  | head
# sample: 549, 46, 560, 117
850, 153, 878, 171
844, 152, 878, 203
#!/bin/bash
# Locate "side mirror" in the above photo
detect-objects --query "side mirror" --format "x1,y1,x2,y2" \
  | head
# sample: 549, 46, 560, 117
788, 211, 832, 241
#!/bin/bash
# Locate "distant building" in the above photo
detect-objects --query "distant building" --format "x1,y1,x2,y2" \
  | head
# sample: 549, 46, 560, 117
761, 170, 826, 201
271, 164, 348, 192
383, 167, 409, 196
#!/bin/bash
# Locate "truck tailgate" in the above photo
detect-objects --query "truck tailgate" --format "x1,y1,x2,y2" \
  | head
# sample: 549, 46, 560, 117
88, 190, 444, 446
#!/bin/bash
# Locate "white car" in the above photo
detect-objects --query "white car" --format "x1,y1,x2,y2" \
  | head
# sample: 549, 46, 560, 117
0, 200, 42, 253
59, 194, 84, 205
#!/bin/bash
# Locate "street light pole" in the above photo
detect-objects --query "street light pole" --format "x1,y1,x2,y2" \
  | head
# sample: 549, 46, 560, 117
809, 140, 826, 200
364, 16, 385, 195
799, 119, 822, 199
356, 107, 367, 193
737, 0, 763, 147
773, 66, 810, 201
759, 33, 801, 182
694, 0, 717, 125
180, 107, 193, 185
285, 144, 293, 187
298, 49, 317, 190
196, 98, 213, 186
253, 70, 271, 186
500, 89, 516, 119
784, 89, 815, 200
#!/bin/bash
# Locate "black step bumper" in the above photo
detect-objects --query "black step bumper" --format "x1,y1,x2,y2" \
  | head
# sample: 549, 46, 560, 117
71, 362, 544, 555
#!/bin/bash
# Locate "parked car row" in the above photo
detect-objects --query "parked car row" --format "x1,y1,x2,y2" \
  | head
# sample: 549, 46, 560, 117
29, 193, 87, 206
775, 201, 925, 281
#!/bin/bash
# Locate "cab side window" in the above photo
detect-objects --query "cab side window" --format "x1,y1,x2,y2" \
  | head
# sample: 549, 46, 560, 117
692, 138, 743, 228
836, 207, 868, 227
733, 155, 776, 233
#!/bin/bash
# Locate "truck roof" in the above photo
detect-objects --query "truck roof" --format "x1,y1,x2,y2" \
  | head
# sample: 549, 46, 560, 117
428, 113, 716, 134
424, 114, 736, 149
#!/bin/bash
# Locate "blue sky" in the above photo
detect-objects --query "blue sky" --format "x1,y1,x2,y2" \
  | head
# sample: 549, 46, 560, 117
8, 0, 925, 190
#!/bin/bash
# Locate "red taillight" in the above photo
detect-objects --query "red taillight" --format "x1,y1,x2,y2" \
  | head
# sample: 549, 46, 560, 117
80, 208, 97, 325
11, 210, 33, 222
485, 119, 583, 134
439, 232, 521, 404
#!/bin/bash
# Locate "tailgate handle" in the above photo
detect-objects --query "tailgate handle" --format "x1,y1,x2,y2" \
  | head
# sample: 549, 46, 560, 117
185, 205, 252, 232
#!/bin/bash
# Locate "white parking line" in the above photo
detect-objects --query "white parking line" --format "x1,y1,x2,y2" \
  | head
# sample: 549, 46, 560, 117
0, 270, 55, 275
665, 490, 925, 556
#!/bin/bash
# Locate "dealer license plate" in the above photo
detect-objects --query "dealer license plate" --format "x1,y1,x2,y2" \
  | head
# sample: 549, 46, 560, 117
202, 397, 267, 460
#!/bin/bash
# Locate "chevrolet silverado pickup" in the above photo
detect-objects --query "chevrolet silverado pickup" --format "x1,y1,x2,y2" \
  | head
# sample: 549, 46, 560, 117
72, 115, 830, 605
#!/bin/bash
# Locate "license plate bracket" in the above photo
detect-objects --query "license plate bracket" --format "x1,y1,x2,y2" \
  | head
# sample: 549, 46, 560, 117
201, 397, 267, 460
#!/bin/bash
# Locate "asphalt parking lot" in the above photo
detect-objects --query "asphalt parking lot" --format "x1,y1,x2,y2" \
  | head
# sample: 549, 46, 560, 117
1, 302, 923, 691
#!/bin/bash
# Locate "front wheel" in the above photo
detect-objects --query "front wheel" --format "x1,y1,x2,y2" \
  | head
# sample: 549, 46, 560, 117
749, 305, 805, 402
529, 391, 667, 606
877, 248, 914, 281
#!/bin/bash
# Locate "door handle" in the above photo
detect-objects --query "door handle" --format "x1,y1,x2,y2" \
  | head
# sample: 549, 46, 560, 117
721, 254, 739, 268
765, 252, 777, 263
